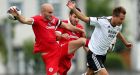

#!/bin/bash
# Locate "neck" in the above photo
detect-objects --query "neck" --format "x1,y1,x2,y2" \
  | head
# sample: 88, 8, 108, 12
110, 19, 117, 27
69, 20, 76, 26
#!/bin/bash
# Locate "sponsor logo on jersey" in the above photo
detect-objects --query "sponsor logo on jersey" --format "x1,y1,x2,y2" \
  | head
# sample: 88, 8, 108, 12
46, 26, 55, 29
108, 30, 117, 38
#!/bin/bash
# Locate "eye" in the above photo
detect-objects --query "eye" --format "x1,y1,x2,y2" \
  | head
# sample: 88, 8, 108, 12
74, 16, 77, 18
49, 12, 53, 14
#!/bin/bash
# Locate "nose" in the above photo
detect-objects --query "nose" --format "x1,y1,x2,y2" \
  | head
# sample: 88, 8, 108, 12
49, 13, 53, 16
76, 18, 79, 21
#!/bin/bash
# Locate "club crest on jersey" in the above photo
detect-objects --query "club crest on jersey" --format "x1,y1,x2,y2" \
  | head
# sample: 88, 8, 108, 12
48, 23, 51, 26
48, 67, 53, 72
108, 26, 110, 28
51, 18, 56, 24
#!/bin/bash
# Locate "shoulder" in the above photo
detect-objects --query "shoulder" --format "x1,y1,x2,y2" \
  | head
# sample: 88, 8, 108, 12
31, 15, 44, 25
89, 16, 108, 22
97, 16, 111, 20
52, 16, 57, 19
62, 20, 68, 23
50, 16, 61, 25
118, 25, 122, 31
32, 15, 42, 19
97, 16, 111, 23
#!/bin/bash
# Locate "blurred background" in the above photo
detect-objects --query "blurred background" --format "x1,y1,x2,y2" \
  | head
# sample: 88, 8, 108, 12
0, 0, 140, 75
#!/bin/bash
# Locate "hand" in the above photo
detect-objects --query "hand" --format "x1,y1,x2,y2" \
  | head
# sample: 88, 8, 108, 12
61, 33, 70, 40
67, 1, 76, 9
125, 43, 132, 49
82, 30, 86, 37
8, 6, 19, 17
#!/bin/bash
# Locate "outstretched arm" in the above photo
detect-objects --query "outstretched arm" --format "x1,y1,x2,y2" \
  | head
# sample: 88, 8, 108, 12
67, 1, 89, 23
8, 6, 33, 25
60, 22, 85, 34
117, 32, 132, 48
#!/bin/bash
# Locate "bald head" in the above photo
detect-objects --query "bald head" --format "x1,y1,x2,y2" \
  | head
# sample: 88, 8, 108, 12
40, 3, 54, 20
41, 3, 54, 11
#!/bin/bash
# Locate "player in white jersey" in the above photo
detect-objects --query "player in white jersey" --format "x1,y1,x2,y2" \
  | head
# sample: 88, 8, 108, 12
67, 1, 132, 75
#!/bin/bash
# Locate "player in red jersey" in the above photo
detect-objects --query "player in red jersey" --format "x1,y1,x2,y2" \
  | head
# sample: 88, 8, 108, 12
56, 8, 86, 75
8, 3, 84, 75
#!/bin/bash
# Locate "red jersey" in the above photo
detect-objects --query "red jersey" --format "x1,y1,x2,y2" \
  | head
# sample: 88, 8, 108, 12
32, 15, 61, 53
57, 20, 83, 45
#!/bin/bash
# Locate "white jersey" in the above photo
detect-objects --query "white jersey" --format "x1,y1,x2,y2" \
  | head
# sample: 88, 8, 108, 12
88, 16, 122, 55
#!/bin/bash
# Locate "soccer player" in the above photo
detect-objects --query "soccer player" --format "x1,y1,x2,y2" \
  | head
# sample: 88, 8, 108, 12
56, 7, 86, 75
67, 1, 132, 75
8, 3, 84, 75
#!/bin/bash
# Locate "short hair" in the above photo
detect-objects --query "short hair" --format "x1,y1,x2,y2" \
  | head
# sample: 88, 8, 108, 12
112, 6, 126, 16
69, 7, 81, 15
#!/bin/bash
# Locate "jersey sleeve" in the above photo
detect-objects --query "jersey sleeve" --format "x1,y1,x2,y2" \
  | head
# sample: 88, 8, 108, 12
50, 16, 62, 30
56, 27, 65, 35
89, 17, 100, 27
31, 16, 39, 25
55, 19, 61, 29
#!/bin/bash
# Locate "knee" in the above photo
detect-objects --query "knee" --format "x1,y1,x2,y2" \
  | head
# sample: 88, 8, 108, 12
86, 72, 94, 75
102, 72, 109, 75
52, 72, 58, 75
99, 70, 109, 75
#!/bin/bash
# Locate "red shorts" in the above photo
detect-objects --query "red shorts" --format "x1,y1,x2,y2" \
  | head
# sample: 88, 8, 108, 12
58, 43, 74, 75
58, 58, 72, 75
41, 46, 61, 75
60, 43, 69, 56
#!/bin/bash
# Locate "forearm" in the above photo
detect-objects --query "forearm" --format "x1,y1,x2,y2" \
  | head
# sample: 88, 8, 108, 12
71, 8, 89, 23
16, 15, 33, 25
70, 25, 84, 33
61, 22, 84, 33
82, 31, 86, 38
117, 33, 128, 45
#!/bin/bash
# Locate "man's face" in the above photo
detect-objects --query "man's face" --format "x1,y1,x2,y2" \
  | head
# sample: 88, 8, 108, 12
114, 13, 125, 25
69, 13, 79, 26
41, 7, 54, 20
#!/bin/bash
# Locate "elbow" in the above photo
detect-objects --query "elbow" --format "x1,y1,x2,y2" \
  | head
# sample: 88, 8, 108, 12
19, 19, 31, 25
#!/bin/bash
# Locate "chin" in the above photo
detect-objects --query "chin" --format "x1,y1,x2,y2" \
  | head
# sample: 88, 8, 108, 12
46, 16, 52, 20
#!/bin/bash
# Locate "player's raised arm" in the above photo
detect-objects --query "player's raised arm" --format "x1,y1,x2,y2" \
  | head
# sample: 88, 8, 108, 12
60, 22, 85, 34
8, 6, 33, 25
67, 1, 89, 23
